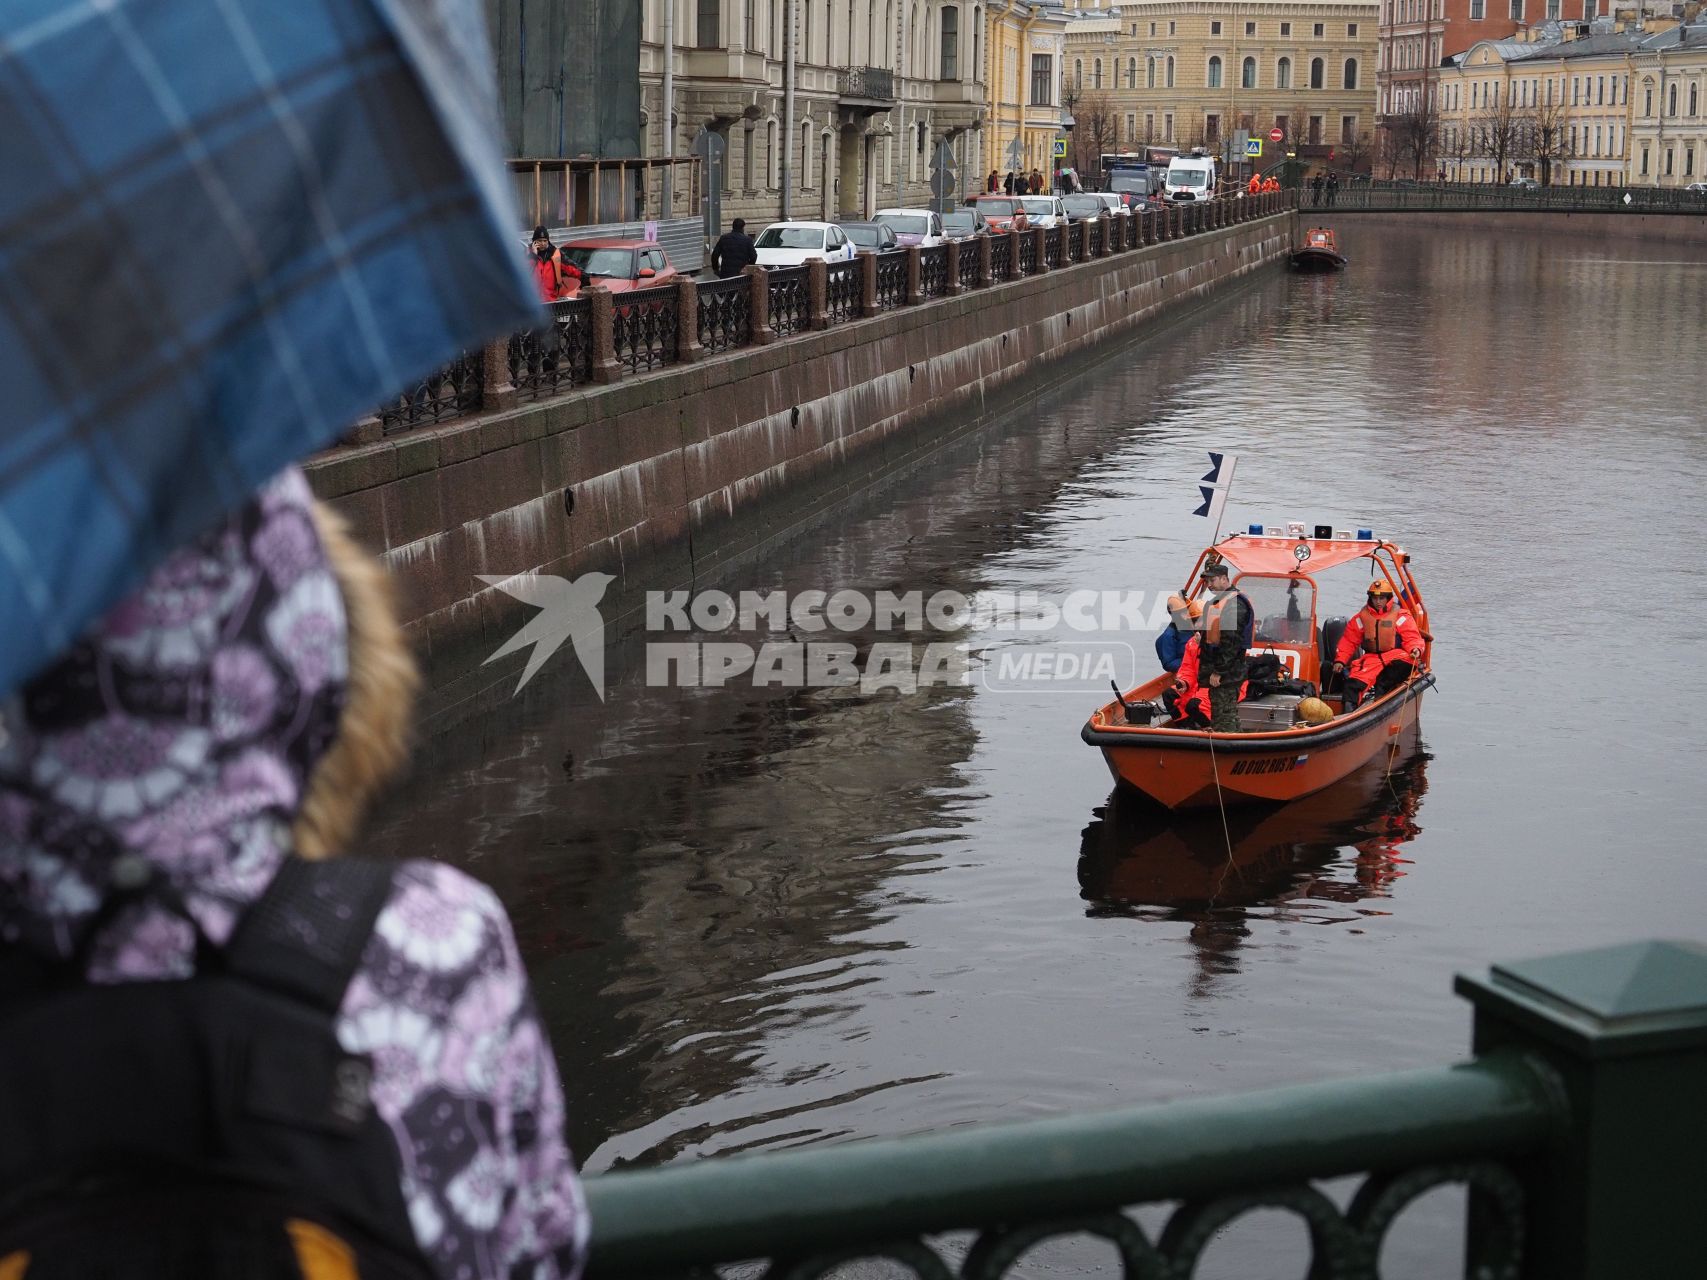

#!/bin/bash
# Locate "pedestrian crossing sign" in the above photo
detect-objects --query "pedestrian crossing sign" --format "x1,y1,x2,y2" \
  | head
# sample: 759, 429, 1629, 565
1245, 138, 1263, 157
1053, 138, 1067, 159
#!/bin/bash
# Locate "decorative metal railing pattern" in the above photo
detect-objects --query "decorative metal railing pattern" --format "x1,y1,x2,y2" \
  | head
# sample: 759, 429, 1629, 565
696, 276, 751, 354
767, 266, 810, 337
1067, 221, 1084, 262
378, 349, 483, 433
1317, 178, 1707, 214
874, 250, 907, 309
612, 294, 678, 373
957, 239, 981, 290
351, 193, 1308, 437
582, 1049, 1559, 1279
510, 298, 593, 401
825, 260, 861, 324
918, 245, 949, 298
838, 65, 895, 100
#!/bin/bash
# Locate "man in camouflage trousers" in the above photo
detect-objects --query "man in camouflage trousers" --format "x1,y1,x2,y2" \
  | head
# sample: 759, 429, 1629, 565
1197, 560, 1254, 732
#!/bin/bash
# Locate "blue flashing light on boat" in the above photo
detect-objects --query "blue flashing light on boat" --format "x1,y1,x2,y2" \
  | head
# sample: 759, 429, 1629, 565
1248, 523, 1263, 535
1357, 528, 1375, 540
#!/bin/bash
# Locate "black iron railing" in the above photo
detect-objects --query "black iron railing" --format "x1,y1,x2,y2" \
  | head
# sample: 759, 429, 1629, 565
378, 349, 483, 433
767, 265, 810, 337
612, 292, 678, 373
957, 238, 982, 289
826, 260, 861, 323
510, 298, 594, 401
1016, 233, 1036, 276
874, 250, 907, 309
918, 245, 949, 298
838, 66, 895, 100
697, 276, 752, 353
990, 232, 1013, 281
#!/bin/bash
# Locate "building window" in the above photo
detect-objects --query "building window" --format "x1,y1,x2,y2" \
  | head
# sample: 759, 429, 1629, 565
1344, 58, 1358, 90
1688, 147, 1697, 175
1246, 21, 1257, 36
697, 0, 721, 48
1211, 20, 1223, 35
1149, 21, 1157, 35
1145, 112, 1155, 138
1242, 56, 1256, 89
1641, 145, 1650, 175
1206, 114, 1220, 141
1470, 0, 1484, 17
1669, 83, 1678, 115
940, 6, 958, 79
1692, 83, 1701, 115
1341, 114, 1356, 143
1146, 57, 1156, 89
1509, 0, 1522, 18
1277, 57, 1292, 89
1313, 22, 1325, 36
1031, 54, 1052, 104
1164, 112, 1174, 141
1168, 21, 1176, 35
1275, 114, 1289, 140
1166, 55, 1175, 88
1208, 56, 1223, 89
1666, 147, 1675, 175
1645, 85, 1653, 116
1126, 112, 1136, 141
1129, 57, 1137, 88
1074, 58, 1083, 90
1281, 21, 1292, 35
1094, 57, 1103, 89
1310, 57, 1324, 89
1309, 114, 1323, 143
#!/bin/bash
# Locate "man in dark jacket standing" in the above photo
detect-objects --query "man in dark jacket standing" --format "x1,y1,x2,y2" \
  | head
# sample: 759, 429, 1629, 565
1198, 559, 1254, 732
710, 217, 757, 278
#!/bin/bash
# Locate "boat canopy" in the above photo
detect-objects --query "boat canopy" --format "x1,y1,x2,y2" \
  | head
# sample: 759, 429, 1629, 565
1204, 534, 1388, 577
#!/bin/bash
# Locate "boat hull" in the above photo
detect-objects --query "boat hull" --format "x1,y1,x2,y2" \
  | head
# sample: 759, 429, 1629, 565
1081, 676, 1432, 809
1288, 249, 1346, 271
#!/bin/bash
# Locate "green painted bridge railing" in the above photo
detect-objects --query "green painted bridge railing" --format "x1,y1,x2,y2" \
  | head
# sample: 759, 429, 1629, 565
583, 940, 1707, 1278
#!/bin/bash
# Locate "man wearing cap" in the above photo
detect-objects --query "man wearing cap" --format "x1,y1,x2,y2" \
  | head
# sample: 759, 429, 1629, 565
1154, 594, 1202, 673
1198, 561, 1254, 732
1332, 577, 1424, 710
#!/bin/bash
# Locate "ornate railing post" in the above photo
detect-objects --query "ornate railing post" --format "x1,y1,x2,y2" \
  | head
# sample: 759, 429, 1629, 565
676, 277, 704, 361
977, 232, 993, 286
806, 259, 830, 329
1057, 223, 1070, 266
587, 285, 621, 383
744, 264, 775, 344
859, 251, 880, 316
1456, 940, 1707, 1278
944, 240, 962, 296
904, 245, 923, 304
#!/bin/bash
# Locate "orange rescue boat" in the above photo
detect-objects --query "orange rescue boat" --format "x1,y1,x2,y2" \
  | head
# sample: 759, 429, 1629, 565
1081, 531, 1432, 809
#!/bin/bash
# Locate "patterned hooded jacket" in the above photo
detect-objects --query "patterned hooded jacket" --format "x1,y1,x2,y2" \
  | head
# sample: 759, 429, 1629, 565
0, 469, 588, 1280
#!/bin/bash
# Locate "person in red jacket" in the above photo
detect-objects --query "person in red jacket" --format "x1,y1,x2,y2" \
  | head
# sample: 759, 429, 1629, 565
530, 224, 567, 301
1160, 631, 1250, 727
1332, 578, 1424, 709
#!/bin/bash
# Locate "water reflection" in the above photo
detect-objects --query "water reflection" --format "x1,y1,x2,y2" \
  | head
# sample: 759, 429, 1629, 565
1078, 731, 1430, 996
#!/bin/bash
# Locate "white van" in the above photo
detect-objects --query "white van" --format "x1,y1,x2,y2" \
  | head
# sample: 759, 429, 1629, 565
1163, 156, 1217, 203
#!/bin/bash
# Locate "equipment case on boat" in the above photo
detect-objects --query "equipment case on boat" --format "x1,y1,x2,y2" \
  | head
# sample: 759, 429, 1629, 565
1238, 693, 1306, 730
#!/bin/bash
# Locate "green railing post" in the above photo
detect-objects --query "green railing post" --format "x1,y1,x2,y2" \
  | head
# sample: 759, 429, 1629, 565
1456, 940, 1707, 1279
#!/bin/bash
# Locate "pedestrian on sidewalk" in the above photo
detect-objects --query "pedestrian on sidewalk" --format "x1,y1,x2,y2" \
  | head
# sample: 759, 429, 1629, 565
710, 217, 757, 279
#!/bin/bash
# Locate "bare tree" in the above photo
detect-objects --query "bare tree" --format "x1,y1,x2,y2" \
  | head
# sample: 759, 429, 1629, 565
1068, 91, 1118, 188
1389, 92, 1441, 181
1440, 119, 1475, 181
1474, 93, 1525, 183
1529, 100, 1573, 186
1340, 128, 1375, 175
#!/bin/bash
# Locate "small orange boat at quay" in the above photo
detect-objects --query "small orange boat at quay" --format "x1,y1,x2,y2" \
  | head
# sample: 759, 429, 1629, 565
1081, 529, 1433, 809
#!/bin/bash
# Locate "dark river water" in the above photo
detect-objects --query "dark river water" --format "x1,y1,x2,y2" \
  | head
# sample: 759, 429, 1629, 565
369, 223, 1707, 1271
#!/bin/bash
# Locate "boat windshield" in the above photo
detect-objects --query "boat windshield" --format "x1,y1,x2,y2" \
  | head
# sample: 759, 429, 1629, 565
1227, 575, 1318, 646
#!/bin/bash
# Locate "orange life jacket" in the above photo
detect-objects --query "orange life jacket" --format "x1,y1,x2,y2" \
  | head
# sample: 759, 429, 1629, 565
1357, 603, 1400, 654
1203, 590, 1245, 647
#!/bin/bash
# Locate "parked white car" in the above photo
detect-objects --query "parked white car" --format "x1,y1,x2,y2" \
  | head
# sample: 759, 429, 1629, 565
873, 207, 946, 247
752, 221, 857, 266
1091, 192, 1132, 218
1016, 195, 1067, 228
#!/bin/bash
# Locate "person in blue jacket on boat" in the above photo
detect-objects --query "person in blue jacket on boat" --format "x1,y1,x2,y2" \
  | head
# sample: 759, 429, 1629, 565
1155, 594, 1202, 672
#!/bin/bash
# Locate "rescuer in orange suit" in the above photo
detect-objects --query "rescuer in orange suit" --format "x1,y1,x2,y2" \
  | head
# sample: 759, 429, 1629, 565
1332, 578, 1424, 710
1264, 176, 1281, 193
1247, 173, 1262, 195
1160, 631, 1249, 727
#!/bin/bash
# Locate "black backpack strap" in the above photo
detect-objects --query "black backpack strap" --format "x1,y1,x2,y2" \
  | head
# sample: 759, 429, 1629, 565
225, 856, 397, 1013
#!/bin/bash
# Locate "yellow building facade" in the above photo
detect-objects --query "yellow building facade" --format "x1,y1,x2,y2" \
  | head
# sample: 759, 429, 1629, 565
1057, 0, 1381, 166
982, 1, 1073, 183
1628, 25, 1707, 187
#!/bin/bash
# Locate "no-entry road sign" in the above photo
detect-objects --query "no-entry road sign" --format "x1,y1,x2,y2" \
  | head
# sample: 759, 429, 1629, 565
1268, 127, 1285, 143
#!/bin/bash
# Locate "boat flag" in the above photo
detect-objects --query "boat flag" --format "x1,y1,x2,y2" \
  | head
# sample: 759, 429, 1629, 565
1192, 451, 1238, 530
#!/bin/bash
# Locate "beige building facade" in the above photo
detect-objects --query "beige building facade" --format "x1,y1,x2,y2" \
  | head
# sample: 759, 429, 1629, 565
638, 0, 988, 227
1628, 24, 1707, 186
1057, 0, 1380, 168
982, 1, 1074, 183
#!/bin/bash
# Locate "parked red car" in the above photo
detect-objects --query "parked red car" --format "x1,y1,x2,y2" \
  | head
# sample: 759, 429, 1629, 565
558, 239, 678, 296
963, 195, 1030, 231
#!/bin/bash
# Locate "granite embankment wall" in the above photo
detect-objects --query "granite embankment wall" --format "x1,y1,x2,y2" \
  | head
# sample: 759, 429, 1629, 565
1357, 209, 1707, 244
306, 211, 1297, 718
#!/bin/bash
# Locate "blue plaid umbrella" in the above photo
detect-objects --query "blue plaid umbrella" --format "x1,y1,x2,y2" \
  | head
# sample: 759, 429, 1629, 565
0, 0, 539, 694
